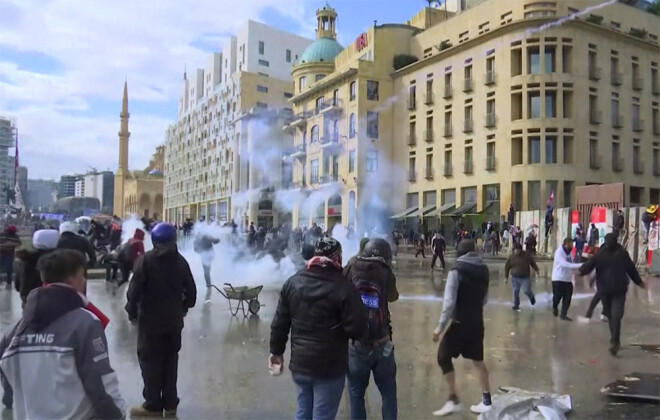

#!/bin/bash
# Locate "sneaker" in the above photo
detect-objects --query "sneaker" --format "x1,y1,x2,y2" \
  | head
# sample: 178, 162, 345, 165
470, 401, 493, 414
163, 408, 177, 418
609, 341, 620, 356
129, 405, 162, 418
552, 308, 558, 317
512, 306, 521, 311
600, 314, 608, 322
433, 400, 463, 416
560, 315, 573, 321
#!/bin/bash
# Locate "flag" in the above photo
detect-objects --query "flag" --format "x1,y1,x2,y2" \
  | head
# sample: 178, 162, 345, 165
547, 190, 554, 205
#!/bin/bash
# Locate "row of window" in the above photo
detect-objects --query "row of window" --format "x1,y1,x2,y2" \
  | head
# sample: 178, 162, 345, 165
301, 151, 379, 184
301, 112, 379, 143
258, 40, 295, 63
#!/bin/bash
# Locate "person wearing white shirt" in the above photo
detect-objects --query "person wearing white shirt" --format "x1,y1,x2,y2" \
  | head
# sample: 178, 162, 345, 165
551, 238, 582, 321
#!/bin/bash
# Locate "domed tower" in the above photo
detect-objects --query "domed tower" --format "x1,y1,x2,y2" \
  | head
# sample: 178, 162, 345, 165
292, 3, 343, 95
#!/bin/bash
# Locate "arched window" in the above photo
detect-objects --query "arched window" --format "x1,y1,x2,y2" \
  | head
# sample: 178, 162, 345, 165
311, 125, 319, 142
350, 81, 356, 101
349, 113, 356, 138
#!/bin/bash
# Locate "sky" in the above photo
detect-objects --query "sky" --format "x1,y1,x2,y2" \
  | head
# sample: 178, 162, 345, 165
0, 0, 425, 181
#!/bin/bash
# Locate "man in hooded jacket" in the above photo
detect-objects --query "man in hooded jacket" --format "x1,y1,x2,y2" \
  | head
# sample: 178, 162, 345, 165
125, 223, 196, 418
16, 229, 59, 304
579, 233, 645, 355
57, 222, 97, 269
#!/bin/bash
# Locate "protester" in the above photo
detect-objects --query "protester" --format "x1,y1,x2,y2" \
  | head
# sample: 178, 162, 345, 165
588, 223, 599, 252
430, 232, 446, 270
344, 238, 399, 420
573, 230, 587, 263
579, 233, 645, 355
0, 249, 125, 418
414, 233, 426, 258
347, 237, 371, 267
108, 218, 123, 251
15, 229, 59, 304
116, 228, 146, 287
551, 238, 583, 321
524, 231, 537, 255
433, 240, 492, 416
0, 225, 21, 289
504, 243, 539, 311
126, 223, 196, 418
194, 231, 220, 288
613, 209, 625, 239
270, 237, 367, 420
58, 221, 97, 270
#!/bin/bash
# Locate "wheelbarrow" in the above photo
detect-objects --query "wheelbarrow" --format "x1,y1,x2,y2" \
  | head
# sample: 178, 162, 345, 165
211, 283, 263, 317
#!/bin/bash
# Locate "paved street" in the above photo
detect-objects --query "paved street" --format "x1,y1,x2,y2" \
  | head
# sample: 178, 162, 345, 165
1, 253, 659, 419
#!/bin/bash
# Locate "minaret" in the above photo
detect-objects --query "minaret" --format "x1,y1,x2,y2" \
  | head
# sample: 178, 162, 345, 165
114, 81, 129, 217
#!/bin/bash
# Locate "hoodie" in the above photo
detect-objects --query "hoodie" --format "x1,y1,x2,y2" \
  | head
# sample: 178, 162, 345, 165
0, 285, 125, 418
15, 248, 54, 302
579, 239, 643, 295
437, 252, 489, 333
57, 231, 97, 267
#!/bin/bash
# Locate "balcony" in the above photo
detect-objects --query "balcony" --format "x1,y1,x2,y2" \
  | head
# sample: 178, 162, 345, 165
486, 156, 497, 171
588, 66, 602, 81
485, 70, 496, 86
407, 133, 417, 146
320, 135, 342, 152
408, 98, 416, 110
443, 164, 453, 177
612, 157, 624, 172
318, 98, 343, 115
612, 115, 624, 128
424, 130, 434, 143
463, 78, 474, 92
463, 160, 474, 174
485, 113, 496, 128
633, 160, 645, 175
633, 119, 645, 132
408, 170, 417, 182
590, 154, 602, 169
611, 71, 623, 86
463, 118, 474, 133
288, 144, 307, 160
632, 76, 644, 91
425, 91, 434, 105
443, 85, 453, 99
443, 124, 453, 138
288, 112, 309, 129
589, 110, 602, 124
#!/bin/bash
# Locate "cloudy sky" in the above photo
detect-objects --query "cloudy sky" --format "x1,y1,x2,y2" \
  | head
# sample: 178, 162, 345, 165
0, 0, 423, 180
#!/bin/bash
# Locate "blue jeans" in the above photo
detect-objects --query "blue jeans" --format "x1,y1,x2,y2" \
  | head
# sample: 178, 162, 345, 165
348, 343, 398, 420
511, 276, 535, 308
292, 372, 345, 420
0, 255, 13, 285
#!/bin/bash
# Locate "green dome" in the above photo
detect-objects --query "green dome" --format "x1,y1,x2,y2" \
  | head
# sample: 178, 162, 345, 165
299, 37, 343, 64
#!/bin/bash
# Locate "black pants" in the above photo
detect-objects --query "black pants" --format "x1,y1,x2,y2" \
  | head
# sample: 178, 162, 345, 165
552, 282, 573, 317
431, 253, 445, 269
137, 327, 182, 411
415, 248, 425, 258
602, 293, 626, 345
586, 290, 612, 318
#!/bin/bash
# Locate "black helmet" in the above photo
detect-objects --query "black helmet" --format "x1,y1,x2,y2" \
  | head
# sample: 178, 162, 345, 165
362, 238, 392, 263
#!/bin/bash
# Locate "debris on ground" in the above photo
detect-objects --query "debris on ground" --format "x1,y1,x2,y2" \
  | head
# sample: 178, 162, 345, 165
479, 386, 572, 420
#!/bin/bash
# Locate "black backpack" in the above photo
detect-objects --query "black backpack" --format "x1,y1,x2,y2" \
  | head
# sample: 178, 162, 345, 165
354, 276, 386, 343
117, 242, 136, 263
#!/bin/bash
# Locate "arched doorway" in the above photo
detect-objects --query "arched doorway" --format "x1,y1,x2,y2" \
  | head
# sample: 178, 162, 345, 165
327, 194, 342, 232
154, 194, 163, 220
139, 193, 151, 218
313, 202, 325, 228
258, 199, 274, 228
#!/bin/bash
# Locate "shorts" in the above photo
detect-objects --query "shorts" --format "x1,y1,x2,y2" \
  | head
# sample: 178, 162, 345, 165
437, 322, 484, 365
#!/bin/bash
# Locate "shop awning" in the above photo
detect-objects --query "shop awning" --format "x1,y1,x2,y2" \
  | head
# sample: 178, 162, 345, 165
448, 202, 477, 217
406, 204, 436, 218
390, 206, 418, 219
428, 202, 456, 217
479, 200, 498, 214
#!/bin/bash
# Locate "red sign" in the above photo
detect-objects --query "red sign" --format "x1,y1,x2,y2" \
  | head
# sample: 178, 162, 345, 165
355, 33, 368, 51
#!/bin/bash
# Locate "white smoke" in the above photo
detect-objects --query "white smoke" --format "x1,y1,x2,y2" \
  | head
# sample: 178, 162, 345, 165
121, 215, 153, 251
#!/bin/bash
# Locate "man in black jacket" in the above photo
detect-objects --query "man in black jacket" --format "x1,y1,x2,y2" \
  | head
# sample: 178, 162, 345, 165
58, 222, 97, 269
193, 232, 220, 287
431, 232, 446, 270
270, 237, 367, 420
126, 223, 196, 418
344, 238, 399, 420
579, 233, 645, 356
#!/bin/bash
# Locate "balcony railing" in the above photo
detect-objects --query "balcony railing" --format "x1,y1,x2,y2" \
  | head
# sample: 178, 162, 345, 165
443, 124, 453, 137
632, 76, 644, 91
611, 71, 623, 86
443, 85, 453, 99
424, 130, 434, 143
443, 164, 453, 177
318, 98, 343, 114
407, 134, 417, 146
463, 160, 474, 174
463, 78, 473, 92
425, 167, 434, 179
612, 115, 624, 128
633, 119, 645, 132
590, 154, 602, 169
408, 170, 417, 182
589, 66, 601, 81
633, 160, 645, 174
612, 157, 624, 172
463, 118, 474, 133
590, 110, 601, 124
408, 98, 416, 110
425, 91, 434, 105
485, 70, 496, 85
486, 156, 497, 171
485, 113, 496, 128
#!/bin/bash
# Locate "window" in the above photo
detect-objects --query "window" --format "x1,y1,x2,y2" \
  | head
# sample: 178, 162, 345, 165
409, 85, 416, 107
528, 181, 541, 210
256, 102, 267, 108
528, 47, 540, 74
349, 113, 356, 138
349, 150, 356, 172
545, 91, 556, 118
487, 142, 495, 166
462, 186, 477, 204
350, 81, 357, 101
316, 96, 325, 109
366, 150, 378, 172
299, 76, 307, 91
257, 85, 268, 93
529, 92, 541, 118
258, 59, 269, 67
332, 89, 339, 106
563, 136, 573, 164
367, 111, 379, 138
611, 99, 619, 125
311, 125, 319, 142
310, 159, 319, 183
258, 41, 264, 55
367, 80, 379, 101
444, 150, 452, 171
512, 138, 523, 165
545, 136, 557, 163
286, 49, 291, 63
544, 46, 556, 73
633, 104, 641, 126
529, 137, 541, 163
409, 157, 416, 180
284, 92, 293, 98
315, 74, 325, 81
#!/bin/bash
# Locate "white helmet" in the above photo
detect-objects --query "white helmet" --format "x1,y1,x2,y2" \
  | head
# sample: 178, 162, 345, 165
59, 221, 80, 234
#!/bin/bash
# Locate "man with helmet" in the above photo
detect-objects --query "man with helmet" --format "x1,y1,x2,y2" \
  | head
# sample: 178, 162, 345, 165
343, 237, 399, 420
125, 223, 196, 418
57, 221, 97, 271
0, 225, 21, 289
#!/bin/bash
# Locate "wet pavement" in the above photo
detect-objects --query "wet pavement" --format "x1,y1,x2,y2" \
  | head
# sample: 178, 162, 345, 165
1, 253, 659, 419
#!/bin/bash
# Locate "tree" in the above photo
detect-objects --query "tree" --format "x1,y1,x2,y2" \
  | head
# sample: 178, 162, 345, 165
650, 0, 660, 15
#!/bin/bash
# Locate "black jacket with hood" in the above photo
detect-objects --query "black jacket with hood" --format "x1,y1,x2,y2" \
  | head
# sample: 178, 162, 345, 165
57, 232, 97, 268
15, 249, 53, 303
270, 266, 367, 378
125, 242, 197, 333
579, 240, 643, 295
